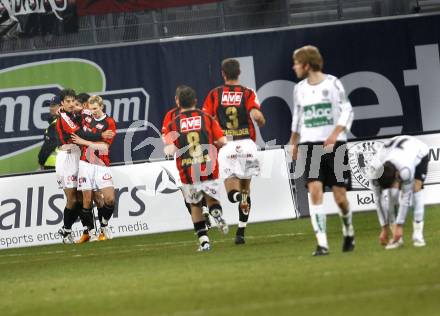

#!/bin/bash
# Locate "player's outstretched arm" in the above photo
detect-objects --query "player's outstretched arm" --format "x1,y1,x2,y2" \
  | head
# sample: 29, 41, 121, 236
250, 109, 265, 127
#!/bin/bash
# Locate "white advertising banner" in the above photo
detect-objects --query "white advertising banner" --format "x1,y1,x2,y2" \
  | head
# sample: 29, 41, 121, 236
311, 133, 440, 214
0, 149, 296, 249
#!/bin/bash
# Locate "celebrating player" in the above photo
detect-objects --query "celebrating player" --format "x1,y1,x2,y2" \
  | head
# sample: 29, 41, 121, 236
164, 85, 227, 252
72, 95, 117, 242
203, 58, 265, 245
369, 135, 429, 249
289, 45, 355, 256
162, 86, 228, 233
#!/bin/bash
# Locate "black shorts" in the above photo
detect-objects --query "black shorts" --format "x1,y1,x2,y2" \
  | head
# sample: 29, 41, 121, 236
415, 155, 429, 183
298, 141, 351, 189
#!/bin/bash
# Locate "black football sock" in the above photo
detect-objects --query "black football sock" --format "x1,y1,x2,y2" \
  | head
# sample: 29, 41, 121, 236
194, 220, 209, 246
209, 204, 223, 218
63, 207, 77, 231
79, 207, 94, 231
194, 221, 208, 238
237, 197, 251, 235
102, 204, 114, 226
97, 207, 104, 225
227, 190, 242, 203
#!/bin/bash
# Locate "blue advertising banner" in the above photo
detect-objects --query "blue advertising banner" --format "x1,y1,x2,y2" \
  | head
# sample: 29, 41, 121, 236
0, 13, 439, 175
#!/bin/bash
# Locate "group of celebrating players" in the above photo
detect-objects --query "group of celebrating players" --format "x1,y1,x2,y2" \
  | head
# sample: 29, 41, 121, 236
53, 45, 429, 254
56, 91, 116, 243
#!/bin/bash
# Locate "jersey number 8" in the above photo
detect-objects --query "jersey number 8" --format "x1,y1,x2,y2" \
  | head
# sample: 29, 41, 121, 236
187, 132, 203, 158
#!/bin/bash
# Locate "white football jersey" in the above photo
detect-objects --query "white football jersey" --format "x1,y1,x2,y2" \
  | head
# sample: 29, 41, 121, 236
291, 74, 353, 143
372, 135, 429, 183
369, 135, 429, 226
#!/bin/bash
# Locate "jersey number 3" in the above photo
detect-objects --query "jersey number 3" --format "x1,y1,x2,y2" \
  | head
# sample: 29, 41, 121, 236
226, 106, 239, 129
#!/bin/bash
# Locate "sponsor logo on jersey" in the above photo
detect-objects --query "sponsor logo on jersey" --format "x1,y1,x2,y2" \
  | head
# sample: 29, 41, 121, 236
303, 103, 333, 127
78, 177, 87, 184
221, 91, 243, 106
60, 112, 78, 130
180, 116, 201, 133
102, 173, 112, 180
348, 141, 384, 189
96, 123, 104, 130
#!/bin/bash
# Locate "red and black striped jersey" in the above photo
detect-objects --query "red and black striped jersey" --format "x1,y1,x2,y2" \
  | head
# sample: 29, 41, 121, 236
161, 106, 180, 136
56, 109, 103, 145
164, 109, 224, 184
56, 109, 81, 145
202, 85, 260, 141
80, 114, 116, 166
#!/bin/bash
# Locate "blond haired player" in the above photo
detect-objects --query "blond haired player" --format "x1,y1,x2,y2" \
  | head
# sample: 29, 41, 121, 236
72, 95, 117, 242
289, 45, 355, 256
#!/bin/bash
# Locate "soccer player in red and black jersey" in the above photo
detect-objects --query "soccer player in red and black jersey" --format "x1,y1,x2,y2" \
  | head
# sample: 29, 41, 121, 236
164, 86, 227, 251
203, 58, 265, 245
161, 86, 228, 233
72, 95, 117, 242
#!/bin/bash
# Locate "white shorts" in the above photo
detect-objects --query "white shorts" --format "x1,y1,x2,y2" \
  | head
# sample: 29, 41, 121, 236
55, 146, 81, 189
77, 160, 114, 191
181, 180, 221, 204
218, 139, 260, 179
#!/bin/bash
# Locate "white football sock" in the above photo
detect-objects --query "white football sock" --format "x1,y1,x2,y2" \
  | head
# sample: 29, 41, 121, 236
413, 191, 424, 223
339, 207, 354, 237
310, 204, 328, 249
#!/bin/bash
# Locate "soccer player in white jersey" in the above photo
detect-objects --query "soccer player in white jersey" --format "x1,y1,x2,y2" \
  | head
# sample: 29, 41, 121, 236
289, 45, 355, 256
369, 135, 429, 249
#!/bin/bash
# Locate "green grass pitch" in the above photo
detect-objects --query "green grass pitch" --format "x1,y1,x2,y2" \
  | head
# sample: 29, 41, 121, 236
1, 207, 439, 316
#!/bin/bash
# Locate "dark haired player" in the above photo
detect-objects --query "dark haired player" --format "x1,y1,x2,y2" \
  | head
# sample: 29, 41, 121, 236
162, 86, 228, 234
164, 86, 227, 251
369, 135, 429, 249
203, 58, 265, 245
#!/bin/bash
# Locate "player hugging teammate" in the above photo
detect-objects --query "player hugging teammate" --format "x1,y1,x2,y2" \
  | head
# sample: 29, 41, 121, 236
56, 89, 116, 243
